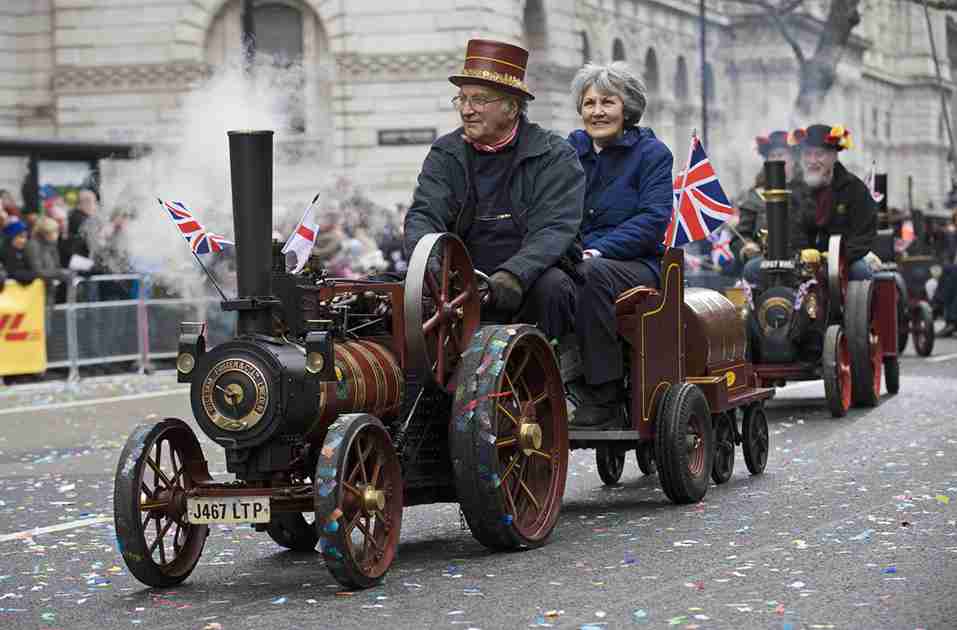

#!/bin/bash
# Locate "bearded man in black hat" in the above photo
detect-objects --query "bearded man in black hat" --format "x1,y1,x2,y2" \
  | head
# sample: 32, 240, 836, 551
794, 124, 877, 281
403, 39, 585, 339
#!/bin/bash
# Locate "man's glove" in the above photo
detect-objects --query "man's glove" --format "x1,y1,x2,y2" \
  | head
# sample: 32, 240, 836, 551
739, 241, 761, 261
489, 270, 523, 314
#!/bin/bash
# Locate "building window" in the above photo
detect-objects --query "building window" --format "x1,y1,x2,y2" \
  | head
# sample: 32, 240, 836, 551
885, 111, 892, 139
612, 38, 626, 61
872, 107, 879, 138
252, 2, 303, 65
644, 48, 659, 94
581, 31, 590, 64
675, 56, 689, 102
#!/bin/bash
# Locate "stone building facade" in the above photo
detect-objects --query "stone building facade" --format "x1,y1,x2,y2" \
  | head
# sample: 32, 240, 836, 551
2, 0, 955, 214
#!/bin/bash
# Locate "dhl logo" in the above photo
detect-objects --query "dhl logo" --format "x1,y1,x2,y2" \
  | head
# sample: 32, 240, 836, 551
0, 313, 40, 342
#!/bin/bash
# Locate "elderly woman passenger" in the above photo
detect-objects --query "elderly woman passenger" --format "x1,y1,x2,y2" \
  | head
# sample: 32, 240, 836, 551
566, 62, 675, 429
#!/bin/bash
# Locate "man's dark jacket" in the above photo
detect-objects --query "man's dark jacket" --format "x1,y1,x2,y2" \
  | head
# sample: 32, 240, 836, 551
802, 161, 876, 263
403, 117, 585, 291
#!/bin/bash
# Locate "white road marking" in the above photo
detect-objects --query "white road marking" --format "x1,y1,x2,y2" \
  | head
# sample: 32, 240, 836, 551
0, 388, 188, 417
926, 352, 957, 363
0, 515, 112, 543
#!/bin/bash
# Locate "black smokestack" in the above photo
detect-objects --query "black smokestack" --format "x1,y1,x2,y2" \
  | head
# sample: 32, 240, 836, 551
228, 130, 274, 335
764, 160, 788, 262
875, 173, 887, 212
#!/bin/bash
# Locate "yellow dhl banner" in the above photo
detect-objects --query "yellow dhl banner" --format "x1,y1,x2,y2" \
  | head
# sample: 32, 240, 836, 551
0, 280, 47, 376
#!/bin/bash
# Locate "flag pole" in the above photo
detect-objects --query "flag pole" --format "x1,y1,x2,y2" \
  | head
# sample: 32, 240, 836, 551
192, 250, 229, 301
158, 198, 229, 301
676, 131, 696, 238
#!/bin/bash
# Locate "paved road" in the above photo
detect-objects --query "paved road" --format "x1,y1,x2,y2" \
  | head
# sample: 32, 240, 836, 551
1, 337, 956, 630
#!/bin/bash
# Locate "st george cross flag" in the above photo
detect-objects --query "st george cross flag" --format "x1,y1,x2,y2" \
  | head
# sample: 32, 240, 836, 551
664, 134, 735, 248
281, 194, 321, 274
159, 199, 233, 255
864, 161, 885, 204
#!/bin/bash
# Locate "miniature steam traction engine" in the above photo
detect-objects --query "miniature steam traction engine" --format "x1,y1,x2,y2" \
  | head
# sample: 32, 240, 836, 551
114, 130, 568, 590
728, 161, 900, 417
114, 130, 776, 591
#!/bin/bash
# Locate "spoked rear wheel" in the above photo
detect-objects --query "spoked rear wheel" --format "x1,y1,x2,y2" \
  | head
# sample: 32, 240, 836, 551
823, 325, 852, 418
827, 235, 849, 322
315, 414, 403, 589
451, 325, 568, 550
114, 418, 211, 588
655, 384, 714, 504
846, 281, 882, 407
711, 412, 735, 484
596, 446, 626, 486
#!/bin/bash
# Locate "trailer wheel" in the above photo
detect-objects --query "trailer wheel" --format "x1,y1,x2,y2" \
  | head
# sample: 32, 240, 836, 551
912, 302, 935, 357
655, 383, 714, 504
823, 325, 851, 418
596, 446, 625, 486
114, 418, 211, 588
266, 512, 318, 552
710, 413, 735, 485
451, 325, 568, 551
315, 414, 403, 590
636, 443, 656, 476
846, 281, 881, 407
741, 405, 769, 475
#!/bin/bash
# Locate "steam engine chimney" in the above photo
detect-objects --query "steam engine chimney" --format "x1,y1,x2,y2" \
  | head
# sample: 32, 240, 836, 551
228, 130, 274, 336
764, 160, 789, 262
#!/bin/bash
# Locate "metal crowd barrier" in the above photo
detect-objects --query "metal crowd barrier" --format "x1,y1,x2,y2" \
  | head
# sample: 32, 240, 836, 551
44, 273, 233, 381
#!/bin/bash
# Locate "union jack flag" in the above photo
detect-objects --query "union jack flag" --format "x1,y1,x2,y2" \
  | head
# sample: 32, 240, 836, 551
709, 229, 734, 269
159, 199, 233, 255
664, 134, 735, 248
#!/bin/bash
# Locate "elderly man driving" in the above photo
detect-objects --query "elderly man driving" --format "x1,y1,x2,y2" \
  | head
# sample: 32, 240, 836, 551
403, 39, 585, 339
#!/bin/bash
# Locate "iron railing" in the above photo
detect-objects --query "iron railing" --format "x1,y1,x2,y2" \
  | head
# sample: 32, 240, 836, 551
29, 274, 232, 381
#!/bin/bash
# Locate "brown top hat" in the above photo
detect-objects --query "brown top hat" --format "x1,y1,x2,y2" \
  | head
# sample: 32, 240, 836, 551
449, 39, 534, 100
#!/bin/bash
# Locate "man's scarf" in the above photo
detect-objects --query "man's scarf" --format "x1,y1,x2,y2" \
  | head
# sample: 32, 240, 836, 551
462, 119, 519, 153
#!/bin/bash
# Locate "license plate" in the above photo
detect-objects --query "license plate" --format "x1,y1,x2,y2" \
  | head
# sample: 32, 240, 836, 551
186, 497, 271, 524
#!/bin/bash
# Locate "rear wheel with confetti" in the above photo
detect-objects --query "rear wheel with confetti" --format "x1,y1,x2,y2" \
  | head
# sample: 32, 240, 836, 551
451, 324, 568, 550
314, 414, 403, 589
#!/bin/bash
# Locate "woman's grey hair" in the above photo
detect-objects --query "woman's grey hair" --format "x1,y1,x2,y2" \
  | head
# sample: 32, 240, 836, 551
571, 61, 647, 126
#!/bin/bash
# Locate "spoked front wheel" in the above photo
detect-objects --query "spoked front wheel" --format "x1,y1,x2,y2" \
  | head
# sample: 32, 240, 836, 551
315, 414, 403, 589
823, 325, 852, 418
266, 512, 318, 552
912, 302, 935, 357
113, 418, 211, 588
